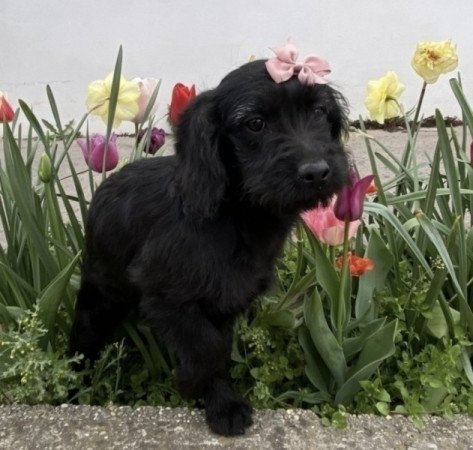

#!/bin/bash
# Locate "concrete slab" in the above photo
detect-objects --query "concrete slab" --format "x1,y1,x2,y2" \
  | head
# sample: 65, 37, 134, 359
1, 405, 473, 450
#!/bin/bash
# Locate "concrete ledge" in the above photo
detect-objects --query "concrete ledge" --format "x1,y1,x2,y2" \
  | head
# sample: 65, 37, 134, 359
1, 405, 473, 449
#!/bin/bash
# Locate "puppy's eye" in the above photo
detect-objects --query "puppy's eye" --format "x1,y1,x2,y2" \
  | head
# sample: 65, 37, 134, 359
314, 106, 327, 118
246, 118, 265, 132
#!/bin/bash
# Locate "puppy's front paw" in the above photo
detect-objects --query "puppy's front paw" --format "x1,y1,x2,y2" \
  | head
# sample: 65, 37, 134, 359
205, 396, 253, 436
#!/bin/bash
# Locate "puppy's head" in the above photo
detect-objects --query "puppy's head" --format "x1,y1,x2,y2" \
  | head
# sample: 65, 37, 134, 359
175, 60, 349, 218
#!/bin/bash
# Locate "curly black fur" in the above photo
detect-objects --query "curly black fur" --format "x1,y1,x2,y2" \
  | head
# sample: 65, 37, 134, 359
69, 60, 349, 435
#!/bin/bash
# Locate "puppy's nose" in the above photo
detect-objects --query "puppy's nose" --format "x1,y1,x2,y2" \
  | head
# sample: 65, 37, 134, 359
298, 161, 331, 184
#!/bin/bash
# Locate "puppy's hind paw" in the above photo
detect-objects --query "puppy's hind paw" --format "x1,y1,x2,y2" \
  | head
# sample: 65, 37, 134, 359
205, 397, 253, 436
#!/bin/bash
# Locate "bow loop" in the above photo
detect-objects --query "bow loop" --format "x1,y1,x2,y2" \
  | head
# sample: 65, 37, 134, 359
265, 41, 331, 86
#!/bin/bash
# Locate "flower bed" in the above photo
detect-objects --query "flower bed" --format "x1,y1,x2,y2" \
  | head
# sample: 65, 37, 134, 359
0, 41, 472, 428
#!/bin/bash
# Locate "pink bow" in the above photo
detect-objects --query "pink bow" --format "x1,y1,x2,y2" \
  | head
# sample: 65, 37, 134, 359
265, 41, 331, 86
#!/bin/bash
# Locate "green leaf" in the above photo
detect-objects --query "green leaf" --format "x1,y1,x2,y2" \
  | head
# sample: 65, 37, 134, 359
450, 78, 473, 138
364, 202, 432, 275
461, 347, 473, 387
2, 125, 58, 277
37, 251, 82, 348
425, 302, 460, 339
415, 211, 473, 337
106, 46, 123, 139
123, 322, 158, 379
298, 325, 331, 396
303, 291, 347, 387
342, 318, 386, 360
258, 309, 296, 329
0, 303, 16, 324
18, 100, 48, 148
140, 79, 162, 124
46, 85, 64, 138
334, 319, 397, 405
304, 226, 340, 308
355, 229, 394, 320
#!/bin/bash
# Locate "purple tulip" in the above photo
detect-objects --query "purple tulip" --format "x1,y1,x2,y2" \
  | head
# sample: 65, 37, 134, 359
77, 134, 119, 172
470, 142, 473, 165
334, 168, 375, 222
138, 127, 166, 155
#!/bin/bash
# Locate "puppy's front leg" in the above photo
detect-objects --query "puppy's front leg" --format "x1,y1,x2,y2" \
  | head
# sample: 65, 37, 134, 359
140, 299, 253, 436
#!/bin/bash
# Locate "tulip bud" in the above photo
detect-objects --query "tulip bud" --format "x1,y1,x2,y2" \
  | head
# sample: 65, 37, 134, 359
334, 173, 375, 222
38, 153, 52, 183
168, 83, 196, 127
0, 91, 15, 123
138, 127, 166, 155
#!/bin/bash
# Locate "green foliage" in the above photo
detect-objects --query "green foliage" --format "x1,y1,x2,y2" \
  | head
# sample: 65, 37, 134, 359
0, 308, 81, 404
231, 307, 308, 408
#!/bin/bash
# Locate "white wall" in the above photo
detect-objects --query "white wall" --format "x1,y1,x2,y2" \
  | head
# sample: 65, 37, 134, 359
2, 0, 473, 134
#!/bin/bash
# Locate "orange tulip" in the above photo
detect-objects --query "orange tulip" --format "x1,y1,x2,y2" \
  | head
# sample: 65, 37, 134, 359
336, 252, 374, 277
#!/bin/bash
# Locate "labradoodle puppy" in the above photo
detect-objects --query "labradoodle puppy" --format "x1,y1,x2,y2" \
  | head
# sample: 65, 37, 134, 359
69, 58, 349, 436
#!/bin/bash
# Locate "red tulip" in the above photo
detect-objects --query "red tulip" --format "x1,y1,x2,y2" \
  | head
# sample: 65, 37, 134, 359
169, 83, 196, 127
77, 133, 119, 172
470, 142, 473, 165
0, 91, 15, 123
334, 167, 375, 222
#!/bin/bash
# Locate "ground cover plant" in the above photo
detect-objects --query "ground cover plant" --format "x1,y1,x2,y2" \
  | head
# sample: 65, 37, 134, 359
0, 41, 472, 428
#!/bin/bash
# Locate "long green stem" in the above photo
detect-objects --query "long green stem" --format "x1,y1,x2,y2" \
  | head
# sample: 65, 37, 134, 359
411, 82, 427, 134
397, 82, 427, 197
336, 219, 351, 344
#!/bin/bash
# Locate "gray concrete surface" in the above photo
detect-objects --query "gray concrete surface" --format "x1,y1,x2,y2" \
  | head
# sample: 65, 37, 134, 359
1, 405, 473, 450
1, 128, 472, 449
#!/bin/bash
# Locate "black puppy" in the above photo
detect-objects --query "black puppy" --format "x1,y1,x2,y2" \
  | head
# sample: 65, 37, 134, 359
69, 59, 349, 435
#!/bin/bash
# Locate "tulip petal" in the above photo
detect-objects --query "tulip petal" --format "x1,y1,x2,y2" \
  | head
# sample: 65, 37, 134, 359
349, 175, 375, 220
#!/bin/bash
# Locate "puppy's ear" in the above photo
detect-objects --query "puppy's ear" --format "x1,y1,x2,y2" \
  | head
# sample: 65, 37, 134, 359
326, 87, 350, 141
174, 91, 227, 220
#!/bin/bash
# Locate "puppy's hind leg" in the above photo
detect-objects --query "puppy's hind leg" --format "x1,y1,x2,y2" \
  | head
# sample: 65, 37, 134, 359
141, 299, 253, 436
69, 276, 134, 364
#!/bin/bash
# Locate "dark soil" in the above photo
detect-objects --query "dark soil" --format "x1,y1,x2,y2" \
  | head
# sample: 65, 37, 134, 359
351, 115, 463, 132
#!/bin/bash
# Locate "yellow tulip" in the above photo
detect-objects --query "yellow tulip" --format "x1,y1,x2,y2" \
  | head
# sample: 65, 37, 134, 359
364, 71, 405, 124
411, 40, 458, 84
86, 73, 140, 127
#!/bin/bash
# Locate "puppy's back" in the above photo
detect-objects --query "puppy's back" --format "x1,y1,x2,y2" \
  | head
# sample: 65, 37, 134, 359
84, 155, 179, 271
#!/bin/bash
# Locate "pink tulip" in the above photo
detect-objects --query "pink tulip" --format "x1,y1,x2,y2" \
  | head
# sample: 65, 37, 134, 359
77, 134, 119, 172
302, 201, 360, 246
334, 167, 375, 222
132, 78, 160, 124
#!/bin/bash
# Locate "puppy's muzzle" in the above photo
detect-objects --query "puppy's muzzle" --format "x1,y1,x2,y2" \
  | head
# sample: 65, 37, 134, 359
298, 160, 331, 185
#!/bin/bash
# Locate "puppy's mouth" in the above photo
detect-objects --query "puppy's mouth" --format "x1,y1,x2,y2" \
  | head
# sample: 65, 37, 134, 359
247, 175, 344, 215
294, 180, 341, 209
